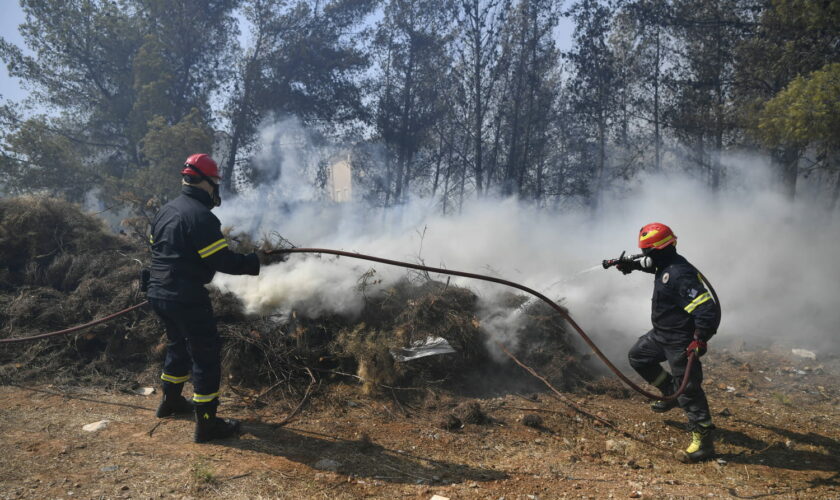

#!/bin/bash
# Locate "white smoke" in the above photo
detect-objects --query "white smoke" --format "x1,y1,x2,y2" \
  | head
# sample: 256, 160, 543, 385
213, 118, 840, 364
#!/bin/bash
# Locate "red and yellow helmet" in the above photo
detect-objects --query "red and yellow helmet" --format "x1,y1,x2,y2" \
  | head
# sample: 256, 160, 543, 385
638, 222, 677, 250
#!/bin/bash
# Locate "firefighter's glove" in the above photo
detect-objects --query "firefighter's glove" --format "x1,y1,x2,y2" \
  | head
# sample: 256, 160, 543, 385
615, 259, 641, 275
686, 339, 707, 358
694, 328, 714, 342
257, 249, 290, 266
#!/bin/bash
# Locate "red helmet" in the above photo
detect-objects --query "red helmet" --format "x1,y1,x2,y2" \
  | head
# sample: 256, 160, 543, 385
181, 153, 221, 179
638, 222, 677, 250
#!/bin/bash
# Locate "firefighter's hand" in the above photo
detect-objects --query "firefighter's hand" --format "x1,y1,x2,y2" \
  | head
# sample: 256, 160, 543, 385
686, 338, 707, 357
257, 249, 290, 266
615, 260, 639, 275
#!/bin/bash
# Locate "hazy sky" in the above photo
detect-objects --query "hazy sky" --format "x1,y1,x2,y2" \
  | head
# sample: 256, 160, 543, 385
0, 2, 27, 103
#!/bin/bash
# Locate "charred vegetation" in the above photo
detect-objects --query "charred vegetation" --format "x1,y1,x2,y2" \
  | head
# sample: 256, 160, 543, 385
0, 196, 594, 405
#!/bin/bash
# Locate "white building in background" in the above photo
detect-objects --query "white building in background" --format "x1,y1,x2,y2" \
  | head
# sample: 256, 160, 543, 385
327, 152, 352, 202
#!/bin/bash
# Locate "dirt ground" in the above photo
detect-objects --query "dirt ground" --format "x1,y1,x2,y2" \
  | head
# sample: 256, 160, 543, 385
1, 343, 838, 500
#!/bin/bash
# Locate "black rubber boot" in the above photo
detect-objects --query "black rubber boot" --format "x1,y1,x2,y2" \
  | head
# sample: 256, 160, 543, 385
156, 383, 194, 418
650, 373, 678, 413
650, 398, 679, 413
677, 421, 715, 463
194, 401, 240, 443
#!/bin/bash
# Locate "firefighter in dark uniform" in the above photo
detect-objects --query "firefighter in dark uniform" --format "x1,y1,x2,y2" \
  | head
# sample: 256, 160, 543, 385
614, 222, 721, 462
147, 153, 283, 443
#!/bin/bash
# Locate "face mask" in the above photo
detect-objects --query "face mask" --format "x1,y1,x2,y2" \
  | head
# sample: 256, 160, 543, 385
187, 164, 222, 207
208, 179, 222, 207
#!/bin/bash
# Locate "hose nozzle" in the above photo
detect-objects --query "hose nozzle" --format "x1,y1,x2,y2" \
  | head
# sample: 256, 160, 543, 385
602, 251, 644, 269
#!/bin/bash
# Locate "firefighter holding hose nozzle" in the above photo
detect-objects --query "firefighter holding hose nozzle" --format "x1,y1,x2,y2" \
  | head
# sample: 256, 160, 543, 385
607, 223, 721, 463
145, 154, 287, 443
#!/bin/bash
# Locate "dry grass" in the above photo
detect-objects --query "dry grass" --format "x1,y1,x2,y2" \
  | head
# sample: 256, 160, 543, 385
0, 196, 592, 403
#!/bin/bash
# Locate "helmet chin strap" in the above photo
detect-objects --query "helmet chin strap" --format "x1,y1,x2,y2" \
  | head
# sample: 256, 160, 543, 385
186, 163, 221, 207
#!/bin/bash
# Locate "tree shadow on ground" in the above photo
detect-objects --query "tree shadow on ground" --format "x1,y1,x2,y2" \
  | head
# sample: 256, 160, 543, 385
217, 419, 509, 485
665, 419, 840, 473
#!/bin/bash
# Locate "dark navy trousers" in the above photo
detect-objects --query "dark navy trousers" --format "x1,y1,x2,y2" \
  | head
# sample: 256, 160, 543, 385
628, 330, 711, 427
149, 297, 221, 404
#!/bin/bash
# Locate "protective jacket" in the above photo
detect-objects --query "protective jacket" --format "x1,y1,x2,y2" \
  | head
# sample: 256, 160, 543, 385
646, 251, 720, 343
147, 185, 259, 303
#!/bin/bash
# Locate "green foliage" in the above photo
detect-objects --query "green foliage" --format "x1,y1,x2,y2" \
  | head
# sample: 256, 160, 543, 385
131, 35, 176, 143
0, 0, 234, 207
772, 391, 793, 406
567, 0, 616, 201
190, 459, 218, 485
734, 0, 840, 129
371, 0, 454, 203
138, 109, 214, 202
1, 117, 92, 201
759, 63, 840, 150
0, 0, 838, 208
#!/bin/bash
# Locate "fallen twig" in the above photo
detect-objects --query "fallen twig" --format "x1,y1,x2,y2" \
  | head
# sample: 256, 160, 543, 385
496, 342, 666, 452
497, 342, 613, 425
220, 472, 252, 482
390, 388, 410, 417
147, 420, 163, 437
253, 379, 286, 404
274, 367, 318, 427
507, 406, 570, 415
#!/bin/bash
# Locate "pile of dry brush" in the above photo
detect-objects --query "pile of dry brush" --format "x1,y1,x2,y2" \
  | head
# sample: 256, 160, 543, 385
0, 196, 592, 397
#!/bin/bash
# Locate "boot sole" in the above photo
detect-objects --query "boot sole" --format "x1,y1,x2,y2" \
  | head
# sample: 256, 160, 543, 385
650, 402, 678, 413
156, 407, 194, 418
194, 432, 240, 444
676, 448, 715, 463
194, 422, 241, 443
650, 406, 677, 413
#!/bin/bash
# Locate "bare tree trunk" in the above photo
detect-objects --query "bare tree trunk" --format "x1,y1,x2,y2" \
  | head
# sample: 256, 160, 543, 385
710, 13, 725, 191
593, 112, 607, 211
431, 130, 444, 196
223, 27, 265, 193
828, 150, 840, 212
442, 140, 453, 214
459, 152, 467, 213
384, 150, 393, 207
653, 24, 661, 173
394, 39, 416, 204
772, 146, 800, 201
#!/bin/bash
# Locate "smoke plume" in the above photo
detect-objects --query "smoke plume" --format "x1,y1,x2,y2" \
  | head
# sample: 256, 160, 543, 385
213, 119, 840, 364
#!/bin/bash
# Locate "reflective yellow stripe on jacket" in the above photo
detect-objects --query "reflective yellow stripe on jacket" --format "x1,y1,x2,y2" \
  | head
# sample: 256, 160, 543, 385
684, 292, 711, 313
197, 238, 228, 259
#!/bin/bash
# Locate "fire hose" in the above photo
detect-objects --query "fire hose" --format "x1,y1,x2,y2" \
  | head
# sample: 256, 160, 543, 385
0, 248, 720, 402
0, 301, 149, 344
